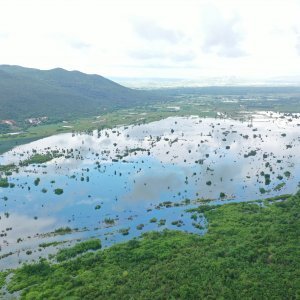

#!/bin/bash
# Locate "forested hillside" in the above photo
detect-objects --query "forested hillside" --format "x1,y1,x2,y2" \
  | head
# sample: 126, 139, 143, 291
0, 65, 156, 123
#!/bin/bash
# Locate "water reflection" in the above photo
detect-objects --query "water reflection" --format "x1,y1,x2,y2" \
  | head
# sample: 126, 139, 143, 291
0, 112, 300, 269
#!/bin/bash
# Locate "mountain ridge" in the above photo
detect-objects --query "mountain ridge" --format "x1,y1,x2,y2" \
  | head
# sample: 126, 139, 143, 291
0, 65, 155, 123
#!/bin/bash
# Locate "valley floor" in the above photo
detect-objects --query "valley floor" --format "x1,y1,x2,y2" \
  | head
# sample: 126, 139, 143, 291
2, 89, 299, 155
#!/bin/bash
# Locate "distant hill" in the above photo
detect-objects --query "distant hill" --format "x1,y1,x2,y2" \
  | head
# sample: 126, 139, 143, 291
2, 65, 299, 128
0, 65, 156, 123
155, 85, 300, 96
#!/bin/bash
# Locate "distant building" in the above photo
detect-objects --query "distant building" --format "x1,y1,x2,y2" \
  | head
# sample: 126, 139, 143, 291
1, 119, 16, 126
25, 116, 48, 125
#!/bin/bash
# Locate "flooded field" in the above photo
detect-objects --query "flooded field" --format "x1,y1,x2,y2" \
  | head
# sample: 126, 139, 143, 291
1, 111, 300, 269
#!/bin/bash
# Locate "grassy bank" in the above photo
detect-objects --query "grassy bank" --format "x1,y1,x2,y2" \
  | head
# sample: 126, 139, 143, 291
3, 191, 300, 299
2, 90, 300, 155
0, 101, 216, 154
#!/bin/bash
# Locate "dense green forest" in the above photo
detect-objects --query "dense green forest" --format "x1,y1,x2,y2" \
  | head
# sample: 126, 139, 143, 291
0, 65, 157, 123
2, 192, 300, 299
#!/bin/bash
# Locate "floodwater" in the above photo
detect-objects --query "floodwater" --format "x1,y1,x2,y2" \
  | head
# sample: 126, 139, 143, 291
0, 112, 300, 269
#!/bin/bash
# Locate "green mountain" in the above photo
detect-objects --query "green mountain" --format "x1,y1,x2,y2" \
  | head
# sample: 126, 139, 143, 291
0, 65, 155, 123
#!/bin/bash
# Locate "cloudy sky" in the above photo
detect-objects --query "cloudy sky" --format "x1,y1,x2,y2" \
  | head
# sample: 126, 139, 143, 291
1, 0, 300, 79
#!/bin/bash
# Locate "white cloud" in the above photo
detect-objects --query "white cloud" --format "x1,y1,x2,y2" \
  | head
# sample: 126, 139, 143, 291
132, 18, 184, 44
0, 0, 300, 79
68, 40, 91, 50
0, 213, 56, 244
201, 7, 245, 57
0, 32, 8, 40
294, 29, 300, 55
128, 48, 196, 64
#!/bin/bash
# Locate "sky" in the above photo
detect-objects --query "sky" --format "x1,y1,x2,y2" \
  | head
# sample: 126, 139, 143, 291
1, 0, 300, 80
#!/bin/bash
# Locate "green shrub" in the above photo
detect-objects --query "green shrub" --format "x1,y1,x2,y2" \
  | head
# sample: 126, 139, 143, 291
56, 239, 101, 262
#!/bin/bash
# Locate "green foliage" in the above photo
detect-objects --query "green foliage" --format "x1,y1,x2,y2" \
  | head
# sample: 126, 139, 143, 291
7, 261, 51, 293
158, 219, 166, 226
119, 228, 130, 235
7, 192, 300, 299
284, 171, 291, 178
56, 239, 101, 262
0, 163, 16, 173
39, 241, 64, 248
187, 204, 220, 214
53, 227, 72, 235
244, 149, 257, 158
20, 152, 60, 166
136, 224, 144, 230
0, 176, 14, 188
104, 218, 115, 225
0, 177, 9, 188
8, 194, 300, 299
0, 65, 156, 123
54, 188, 64, 195
0, 272, 7, 289
274, 182, 286, 191
34, 177, 40, 186
0, 123, 11, 134
171, 220, 183, 227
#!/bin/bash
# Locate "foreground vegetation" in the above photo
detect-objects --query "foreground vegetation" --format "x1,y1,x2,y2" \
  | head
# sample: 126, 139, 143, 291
3, 191, 300, 299
0, 272, 7, 289
56, 239, 101, 262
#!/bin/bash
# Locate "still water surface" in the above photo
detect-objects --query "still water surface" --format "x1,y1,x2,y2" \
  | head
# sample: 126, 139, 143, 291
0, 112, 299, 269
